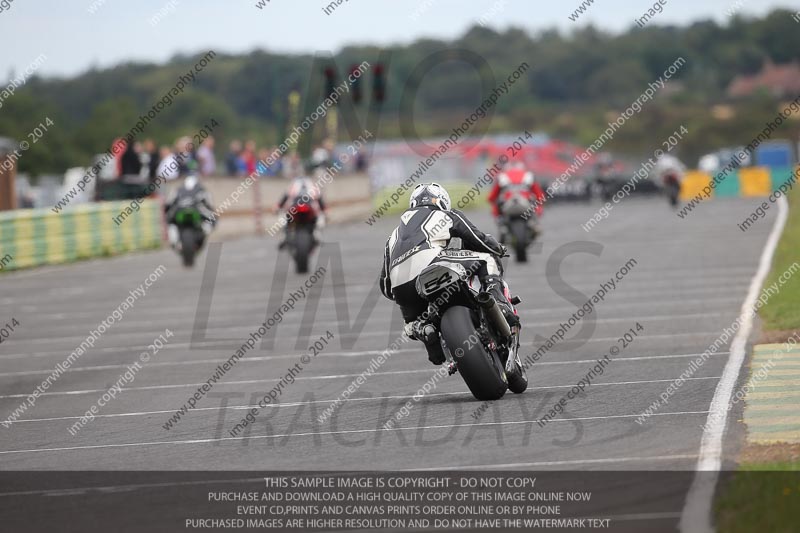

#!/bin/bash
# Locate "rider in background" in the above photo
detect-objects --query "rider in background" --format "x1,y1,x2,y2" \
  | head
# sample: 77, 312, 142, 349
653, 152, 686, 183
380, 183, 518, 365
653, 152, 686, 206
164, 173, 216, 249
487, 161, 545, 242
594, 152, 616, 201
275, 172, 327, 249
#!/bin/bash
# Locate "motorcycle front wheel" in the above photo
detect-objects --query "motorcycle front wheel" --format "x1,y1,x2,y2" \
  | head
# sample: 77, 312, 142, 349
180, 228, 197, 267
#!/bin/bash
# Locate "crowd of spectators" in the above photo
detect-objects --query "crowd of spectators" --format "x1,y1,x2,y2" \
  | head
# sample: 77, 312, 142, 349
115, 135, 217, 182
222, 137, 367, 178
224, 138, 303, 179
112, 134, 368, 185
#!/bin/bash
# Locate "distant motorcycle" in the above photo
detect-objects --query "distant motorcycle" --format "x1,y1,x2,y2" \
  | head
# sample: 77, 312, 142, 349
664, 172, 681, 207
173, 207, 205, 267
285, 201, 320, 274
499, 188, 539, 263
414, 255, 527, 401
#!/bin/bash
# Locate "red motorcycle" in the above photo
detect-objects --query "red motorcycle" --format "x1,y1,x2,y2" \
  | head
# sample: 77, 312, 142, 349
285, 200, 319, 273
663, 172, 681, 207
498, 186, 539, 263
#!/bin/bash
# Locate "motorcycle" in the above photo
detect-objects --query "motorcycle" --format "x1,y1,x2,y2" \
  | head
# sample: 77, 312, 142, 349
499, 188, 539, 263
173, 206, 205, 267
414, 254, 528, 401
285, 201, 319, 274
664, 172, 681, 207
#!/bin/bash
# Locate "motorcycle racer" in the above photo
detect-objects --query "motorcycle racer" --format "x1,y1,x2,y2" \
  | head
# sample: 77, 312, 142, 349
164, 175, 216, 249
276, 176, 327, 249
379, 182, 519, 365
487, 162, 545, 242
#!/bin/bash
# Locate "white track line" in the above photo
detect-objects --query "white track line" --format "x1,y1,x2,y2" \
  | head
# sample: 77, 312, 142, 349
0, 348, 419, 375
411, 454, 700, 471
0, 330, 731, 367
0, 291, 745, 330
4, 376, 722, 425
0, 275, 751, 309
0, 410, 710, 456
0, 310, 731, 351
680, 196, 789, 533
0, 356, 725, 399
0, 348, 731, 378
0, 370, 429, 399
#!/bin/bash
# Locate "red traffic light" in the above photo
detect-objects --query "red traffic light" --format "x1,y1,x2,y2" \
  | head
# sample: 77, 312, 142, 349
373, 63, 386, 103
323, 66, 337, 96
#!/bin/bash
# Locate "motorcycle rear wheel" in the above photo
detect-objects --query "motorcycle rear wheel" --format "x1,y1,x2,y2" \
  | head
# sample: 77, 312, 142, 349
440, 306, 507, 401
293, 228, 313, 274
510, 218, 529, 263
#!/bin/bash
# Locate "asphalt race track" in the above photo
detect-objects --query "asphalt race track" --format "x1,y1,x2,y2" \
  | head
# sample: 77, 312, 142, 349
0, 196, 779, 531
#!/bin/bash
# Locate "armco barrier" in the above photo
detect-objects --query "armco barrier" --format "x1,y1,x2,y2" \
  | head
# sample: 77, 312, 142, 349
680, 166, 798, 200
0, 200, 163, 272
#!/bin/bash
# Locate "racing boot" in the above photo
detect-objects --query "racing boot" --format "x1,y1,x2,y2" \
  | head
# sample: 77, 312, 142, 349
404, 320, 445, 365
484, 275, 520, 329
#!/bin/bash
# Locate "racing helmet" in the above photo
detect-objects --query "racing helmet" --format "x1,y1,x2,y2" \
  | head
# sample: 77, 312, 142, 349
183, 175, 199, 191
290, 176, 315, 197
409, 182, 451, 211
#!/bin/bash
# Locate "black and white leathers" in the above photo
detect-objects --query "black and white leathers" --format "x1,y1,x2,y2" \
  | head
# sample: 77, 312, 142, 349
380, 206, 504, 300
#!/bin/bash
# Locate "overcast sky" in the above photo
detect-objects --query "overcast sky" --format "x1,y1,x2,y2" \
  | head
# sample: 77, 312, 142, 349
0, 0, 797, 79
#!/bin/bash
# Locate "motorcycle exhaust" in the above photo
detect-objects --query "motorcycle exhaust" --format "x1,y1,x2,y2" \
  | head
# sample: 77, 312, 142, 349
476, 292, 512, 338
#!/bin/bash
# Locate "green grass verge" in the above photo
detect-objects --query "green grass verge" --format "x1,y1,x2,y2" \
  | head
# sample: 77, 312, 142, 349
760, 188, 800, 331
715, 461, 800, 533
715, 185, 800, 532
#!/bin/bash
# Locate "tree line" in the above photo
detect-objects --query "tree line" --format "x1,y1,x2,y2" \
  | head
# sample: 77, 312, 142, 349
2, 8, 799, 177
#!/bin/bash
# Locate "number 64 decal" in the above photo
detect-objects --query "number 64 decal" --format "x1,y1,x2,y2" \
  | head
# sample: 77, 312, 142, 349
424, 271, 454, 292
